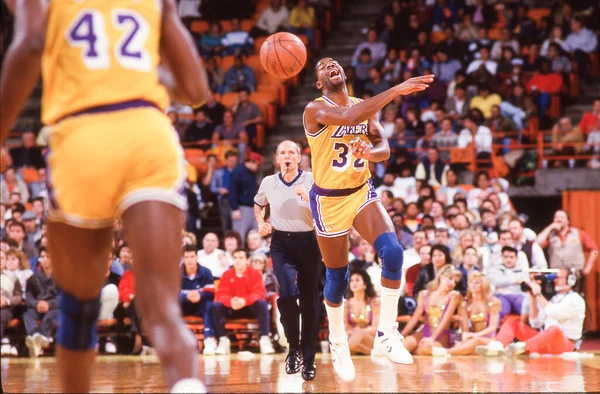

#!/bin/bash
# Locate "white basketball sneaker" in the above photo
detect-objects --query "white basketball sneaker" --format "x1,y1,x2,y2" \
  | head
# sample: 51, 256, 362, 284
202, 337, 217, 356
170, 378, 206, 393
373, 322, 413, 364
330, 338, 355, 382
475, 340, 506, 357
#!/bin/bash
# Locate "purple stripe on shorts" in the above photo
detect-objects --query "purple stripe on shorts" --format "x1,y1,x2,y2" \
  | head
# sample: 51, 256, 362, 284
57, 100, 159, 123
311, 182, 365, 197
309, 189, 325, 233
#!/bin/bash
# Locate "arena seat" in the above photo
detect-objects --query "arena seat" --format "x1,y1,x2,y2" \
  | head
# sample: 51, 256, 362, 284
190, 20, 209, 35
430, 31, 446, 44
246, 54, 263, 76
488, 28, 501, 40
219, 92, 238, 108
220, 55, 235, 71
184, 149, 208, 172
254, 36, 268, 54
527, 8, 551, 26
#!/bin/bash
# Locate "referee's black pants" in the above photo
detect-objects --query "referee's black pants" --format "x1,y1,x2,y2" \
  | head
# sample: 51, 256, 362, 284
270, 230, 323, 364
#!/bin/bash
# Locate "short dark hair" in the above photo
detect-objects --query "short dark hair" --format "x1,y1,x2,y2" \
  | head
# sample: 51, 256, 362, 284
501, 246, 517, 255
238, 86, 251, 95
8, 221, 25, 233
39, 246, 48, 256
11, 203, 25, 214
0, 236, 18, 248
225, 150, 239, 159
32, 197, 45, 206
232, 248, 249, 259
223, 230, 242, 248
183, 244, 198, 255
430, 244, 452, 265
463, 246, 477, 254
359, 48, 372, 56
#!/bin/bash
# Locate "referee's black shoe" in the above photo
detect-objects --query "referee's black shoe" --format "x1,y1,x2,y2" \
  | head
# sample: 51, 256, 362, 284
301, 361, 317, 381
285, 349, 302, 374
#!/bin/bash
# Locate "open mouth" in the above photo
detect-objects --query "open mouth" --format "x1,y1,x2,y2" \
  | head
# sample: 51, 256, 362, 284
328, 68, 341, 78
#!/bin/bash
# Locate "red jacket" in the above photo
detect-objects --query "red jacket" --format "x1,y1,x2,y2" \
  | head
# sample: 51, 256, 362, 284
526, 73, 563, 94
118, 271, 135, 303
215, 267, 266, 308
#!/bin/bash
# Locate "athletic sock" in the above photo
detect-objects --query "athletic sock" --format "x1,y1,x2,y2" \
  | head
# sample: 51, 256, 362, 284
325, 302, 346, 345
379, 286, 401, 331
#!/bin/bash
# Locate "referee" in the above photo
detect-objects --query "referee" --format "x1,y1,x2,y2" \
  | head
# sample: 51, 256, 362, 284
254, 140, 323, 381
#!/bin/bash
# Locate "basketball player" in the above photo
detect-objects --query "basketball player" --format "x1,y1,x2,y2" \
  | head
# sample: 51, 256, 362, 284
303, 58, 434, 381
0, 0, 209, 392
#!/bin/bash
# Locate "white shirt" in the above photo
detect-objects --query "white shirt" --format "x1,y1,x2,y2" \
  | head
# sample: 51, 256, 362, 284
414, 162, 449, 188
529, 291, 586, 341
198, 248, 227, 278
458, 125, 493, 153
256, 6, 289, 34
466, 59, 498, 75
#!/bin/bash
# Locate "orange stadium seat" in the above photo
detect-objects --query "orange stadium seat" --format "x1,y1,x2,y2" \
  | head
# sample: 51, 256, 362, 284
241, 19, 254, 32
250, 92, 277, 127
254, 36, 268, 53
220, 55, 235, 71
184, 149, 208, 172
246, 55, 263, 76
257, 73, 288, 105
527, 8, 550, 26
219, 92, 238, 108
257, 84, 281, 106
190, 20, 209, 34
220, 20, 233, 33
430, 31, 446, 44
488, 28, 501, 40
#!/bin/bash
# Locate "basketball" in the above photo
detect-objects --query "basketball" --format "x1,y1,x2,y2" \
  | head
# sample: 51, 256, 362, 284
260, 32, 307, 79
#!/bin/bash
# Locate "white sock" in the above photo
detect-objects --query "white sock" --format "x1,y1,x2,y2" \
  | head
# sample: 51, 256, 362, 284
325, 302, 346, 345
379, 286, 401, 331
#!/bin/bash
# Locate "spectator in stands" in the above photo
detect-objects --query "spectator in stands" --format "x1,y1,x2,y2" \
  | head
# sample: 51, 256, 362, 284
466, 47, 497, 76
246, 230, 270, 257
211, 150, 239, 234
352, 48, 376, 98
222, 18, 253, 56
526, 59, 564, 119
415, 147, 449, 189
7, 221, 37, 260
1, 249, 22, 349
459, 115, 493, 164
478, 268, 585, 356
364, 67, 389, 96
381, 48, 402, 85
470, 85, 502, 120
349, 238, 375, 272
509, 218, 547, 270
288, 0, 316, 49
445, 84, 471, 123
211, 249, 274, 354
232, 87, 263, 145
200, 22, 225, 59
29, 168, 47, 201
540, 26, 568, 57
212, 109, 248, 160
9, 132, 45, 169
198, 232, 227, 279
549, 117, 584, 167
379, 13, 402, 52
99, 254, 120, 353
431, 118, 458, 162
536, 210, 598, 277
251, 0, 289, 38
415, 122, 437, 159
488, 246, 528, 321
547, 43, 572, 74
200, 91, 225, 126
564, 16, 598, 82
184, 109, 215, 144
249, 253, 278, 300
115, 243, 132, 272
206, 56, 225, 94
431, 0, 460, 28
432, 50, 463, 84
5, 247, 32, 294
118, 256, 144, 354
510, 4, 536, 45
344, 269, 380, 355
22, 211, 40, 246
179, 245, 216, 354
436, 169, 467, 206
222, 230, 243, 266
223, 55, 256, 93
0, 167, 29, 204
401, 242, 430, 299
401, 264, 462, 355
488, 229, 527, 268
490, 28, 520, 61
413, 244, 456, 297
351, 28, 387, 68
578, 98, 600, 136
455, 13, 478, 43
230, 154, 261, 243
23, 248, 57, 358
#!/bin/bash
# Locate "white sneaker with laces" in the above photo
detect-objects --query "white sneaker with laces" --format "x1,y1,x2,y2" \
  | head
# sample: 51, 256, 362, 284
330, 339, 355, 382
259, 336, 275, 354
215, 337, 231, 355
203, 337, 217, 355
475, 340, 505, 357
105, 341, 117, 354
1, 344, 11, 355
25, 335, 41, 358
373, 323, 413, 364
432, 346, 449, 357
506, 342, 526, 356
170, 378, 207, 393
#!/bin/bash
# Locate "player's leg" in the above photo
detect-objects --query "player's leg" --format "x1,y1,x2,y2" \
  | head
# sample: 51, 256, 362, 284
48, 222, 113, 393
122, 201, 201, 389
353, 201, 413, 364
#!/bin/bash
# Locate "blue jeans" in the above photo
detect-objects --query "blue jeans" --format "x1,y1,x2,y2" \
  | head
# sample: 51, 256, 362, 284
211, 300, 270, 337
500, 101, 526, 139
182, 300, 215, 338
497, 293, 525, 321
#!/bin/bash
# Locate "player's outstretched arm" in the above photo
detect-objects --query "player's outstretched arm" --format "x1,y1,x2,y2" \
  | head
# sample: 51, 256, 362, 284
160, 0, 210, 107
0, 0, 46, 145
304, 75, 434, 129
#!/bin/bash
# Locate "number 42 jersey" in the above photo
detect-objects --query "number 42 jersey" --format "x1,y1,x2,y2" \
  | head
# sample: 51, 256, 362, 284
42, 0, 170, 125
303, 96, 372, 191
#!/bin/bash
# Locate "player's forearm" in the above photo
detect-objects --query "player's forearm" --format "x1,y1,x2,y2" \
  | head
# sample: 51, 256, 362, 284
0, 40, 43, 144
366, 140, 390, 162
344, 86, 401, 125
254, 204, 265, 226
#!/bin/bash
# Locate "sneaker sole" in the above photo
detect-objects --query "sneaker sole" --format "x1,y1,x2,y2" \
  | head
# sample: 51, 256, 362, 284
373, 342, 414, 365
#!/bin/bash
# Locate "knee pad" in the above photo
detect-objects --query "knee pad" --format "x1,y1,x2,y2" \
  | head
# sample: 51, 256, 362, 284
56, 292, 100, 350
374, 232, 404, 281
324, 266, 349, 304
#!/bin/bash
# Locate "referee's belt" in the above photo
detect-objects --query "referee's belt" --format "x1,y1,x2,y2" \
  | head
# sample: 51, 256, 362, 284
272, 229, 316, 238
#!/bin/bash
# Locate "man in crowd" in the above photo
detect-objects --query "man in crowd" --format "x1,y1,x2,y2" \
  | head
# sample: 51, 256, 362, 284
230, 154, 261, 243
488, 246, 529, 321
197, 233, 227, 279
210, 150, 239, 235
509, 218, 547, 270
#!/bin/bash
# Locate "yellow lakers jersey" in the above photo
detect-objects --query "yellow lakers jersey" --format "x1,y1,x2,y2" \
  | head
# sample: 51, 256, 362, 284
42, 0, 170, 125
304, 96, 371, 190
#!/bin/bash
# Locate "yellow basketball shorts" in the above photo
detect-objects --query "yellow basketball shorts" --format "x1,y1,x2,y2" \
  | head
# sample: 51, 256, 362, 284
46, 103, 187, 229
309, 180, 379, 237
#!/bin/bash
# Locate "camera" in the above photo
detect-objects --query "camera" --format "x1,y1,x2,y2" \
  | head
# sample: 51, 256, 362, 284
521, 273, 556, 300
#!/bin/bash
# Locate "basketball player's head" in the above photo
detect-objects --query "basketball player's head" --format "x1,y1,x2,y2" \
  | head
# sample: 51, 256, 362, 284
276, 140, 301, 173
315, 57, 346, 93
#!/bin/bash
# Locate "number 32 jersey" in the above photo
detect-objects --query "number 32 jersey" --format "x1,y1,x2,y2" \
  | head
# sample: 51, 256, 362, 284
42, 0, 169, 125
303, 96, 372, 190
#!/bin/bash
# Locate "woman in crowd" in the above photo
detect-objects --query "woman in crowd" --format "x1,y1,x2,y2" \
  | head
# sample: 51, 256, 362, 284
118, 256, 144, 354
413, 245, 466, 297
401, 265, 463, 355
1, 249, 22, 355
344, 269, 380, 355
5, 247, 32, 293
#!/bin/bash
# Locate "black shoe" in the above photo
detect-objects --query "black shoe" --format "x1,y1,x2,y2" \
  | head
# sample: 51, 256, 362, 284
285, 349, 302, 374
301, 362, 316, 381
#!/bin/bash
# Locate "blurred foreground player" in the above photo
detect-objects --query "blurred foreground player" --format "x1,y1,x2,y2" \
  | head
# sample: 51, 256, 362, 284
0, 0, 209, 392
303, 58, 434, 381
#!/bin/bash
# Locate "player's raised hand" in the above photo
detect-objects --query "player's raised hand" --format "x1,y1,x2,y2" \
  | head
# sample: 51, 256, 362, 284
350, 138, 370, 159
396, 75, 435, 96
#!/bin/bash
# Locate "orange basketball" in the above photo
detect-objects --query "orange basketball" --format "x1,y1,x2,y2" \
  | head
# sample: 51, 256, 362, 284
260, 32, 307, 79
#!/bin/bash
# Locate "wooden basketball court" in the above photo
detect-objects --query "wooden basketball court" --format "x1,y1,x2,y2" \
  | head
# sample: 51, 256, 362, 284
2, 353, 599, 392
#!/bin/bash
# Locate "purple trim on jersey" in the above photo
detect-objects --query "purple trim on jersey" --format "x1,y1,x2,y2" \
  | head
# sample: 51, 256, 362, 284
57, 99, 159, 123
311, 182, 365, 197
